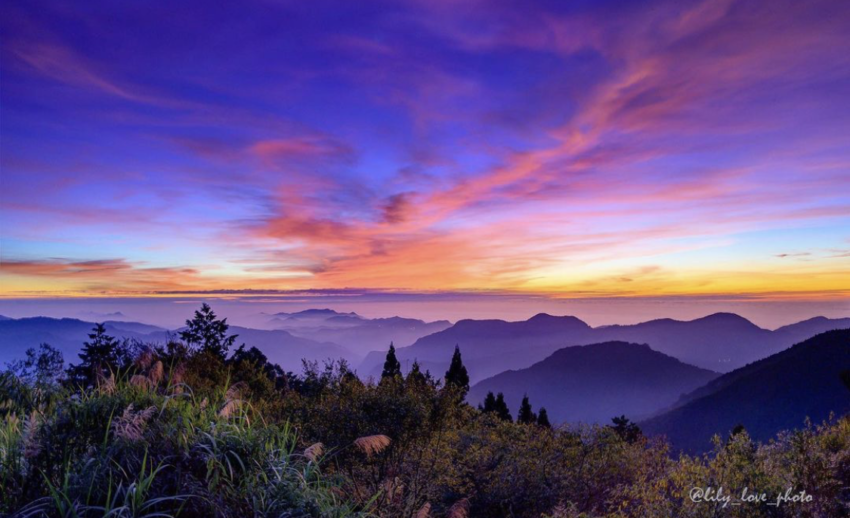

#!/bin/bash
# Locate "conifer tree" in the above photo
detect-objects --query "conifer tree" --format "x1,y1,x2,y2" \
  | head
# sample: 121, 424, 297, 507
381, 342, 402, 380
406, 360, 426, 386
494, 392, 512, 422
67, 323, 124, 386
180, 303, 238, 358
517, 394, 537, 424
479, 391, 497, 413
444, 344, 470, 397
610, 415, 642, 443
537, 407, 551, 428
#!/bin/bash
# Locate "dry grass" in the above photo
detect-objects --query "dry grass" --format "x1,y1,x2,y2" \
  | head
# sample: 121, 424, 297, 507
225, 381, 248, 401
219, 381, 249, 419
130, 374, 152, 390
97, 372, 116, 395
447, 498, 470, 518
113, 404, 156, 441
134, 349, 154, 370
415, 502, 431, 518
148, 361, 164, 385
169, 363, 186, 392
353, 434, 391, 458
218, 399, 242, 419
22, 412, 41, 459
304, 442, 324, 462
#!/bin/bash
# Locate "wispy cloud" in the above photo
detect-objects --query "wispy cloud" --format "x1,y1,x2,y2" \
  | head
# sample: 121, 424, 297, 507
1, 0, 848, 299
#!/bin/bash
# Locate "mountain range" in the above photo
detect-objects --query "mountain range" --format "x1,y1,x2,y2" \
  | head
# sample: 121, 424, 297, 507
263, 309, 451, 358
0, 309, 450, 373
360, 313, 850, 382
468, 341, 719, 424
641, 329, 850, 453
2, 310, 848, 451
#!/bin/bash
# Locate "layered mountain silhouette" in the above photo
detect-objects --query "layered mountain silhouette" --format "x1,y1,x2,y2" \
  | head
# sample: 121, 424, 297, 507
0, 310, 452, 372
360, 313, 850, 382
265, 309, 451, 358
361, 313, 595, 381
0, 316, 355, 372
468, 341, 719, 424
641, 329, 850, 453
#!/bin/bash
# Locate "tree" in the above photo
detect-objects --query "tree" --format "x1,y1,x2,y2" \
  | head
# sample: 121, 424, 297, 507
479, 391, 497, 413
841, 370, 850, 393
494, 392, 512, 422
406, 360, 426, 386
537, 407, 551, 428
444, 345, 469, 397
179, 303, 238, 358
517, 395, 537, 424
230, 344, 288, 392
609, 415, 642, 443
7, 343, 64, 390
381, 343, 402, 381
67, 323, 125, 386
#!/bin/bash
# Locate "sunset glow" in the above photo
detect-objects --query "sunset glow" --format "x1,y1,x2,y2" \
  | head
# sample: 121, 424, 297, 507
2, 0, 849, 299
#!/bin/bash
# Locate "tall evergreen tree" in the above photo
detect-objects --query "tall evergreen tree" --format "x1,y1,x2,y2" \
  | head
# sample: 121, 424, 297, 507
381, 342, 402, 380
609, 415, 642, 443
494, 392, 512, 422
406, 360, 426, 386
479, 391, 497, 413
67, 323, 124, 386
517, 394, 537, 424
537, 407, 551, 428
179, 303, 238, 358
444, 344, 470, 397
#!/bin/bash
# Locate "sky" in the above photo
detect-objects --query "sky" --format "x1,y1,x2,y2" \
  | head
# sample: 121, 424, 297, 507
1, 0, 849, 315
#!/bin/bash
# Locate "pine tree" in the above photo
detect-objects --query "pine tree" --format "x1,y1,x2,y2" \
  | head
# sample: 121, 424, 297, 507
444, 345, 470, 397
479, 391, 497, 413
494, 392, 512, 422
517, 394, 537, 424
179, 303, 238, 358
67, 323, 124, 386
609, 415, 642, 443
406, 360, 426, 386
381, 343, 402, 380
537, 407, 551, 428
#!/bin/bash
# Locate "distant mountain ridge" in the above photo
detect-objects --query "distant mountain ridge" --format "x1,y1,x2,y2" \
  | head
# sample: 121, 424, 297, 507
468, 341, 719, 425
360, 312, 850, 382
0, 316, 354, 373
641, 329, 850, 453
0, 309, 452, 372
264, 309, 451, 358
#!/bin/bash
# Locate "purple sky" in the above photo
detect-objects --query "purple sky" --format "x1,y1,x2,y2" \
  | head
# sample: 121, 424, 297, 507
1, 0, 848, 318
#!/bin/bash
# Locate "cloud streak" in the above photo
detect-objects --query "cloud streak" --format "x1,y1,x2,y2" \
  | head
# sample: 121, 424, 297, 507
1, 0, 848, 299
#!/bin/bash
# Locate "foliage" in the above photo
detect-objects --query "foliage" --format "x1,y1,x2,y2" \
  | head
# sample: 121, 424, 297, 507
537, 407, 551, 429
66, 324, 129, 388
178, 303, 238, 358
609, 415, 643, 444
2, 305, 849, 517
444, 346, 470, 399
517, 395, 537, 425
380, 343, 401, 382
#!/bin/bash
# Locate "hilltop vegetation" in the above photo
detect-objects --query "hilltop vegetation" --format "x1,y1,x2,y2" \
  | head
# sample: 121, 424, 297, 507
468, 341, 718, 424
1, 305, 849, 517
642, 329, 850, 453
